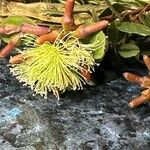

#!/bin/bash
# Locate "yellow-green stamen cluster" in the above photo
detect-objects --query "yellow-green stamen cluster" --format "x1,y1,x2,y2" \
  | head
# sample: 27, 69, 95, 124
10, 33, 97, 99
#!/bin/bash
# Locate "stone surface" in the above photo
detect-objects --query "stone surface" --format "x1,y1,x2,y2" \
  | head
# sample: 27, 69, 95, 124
0, 58, 150, 150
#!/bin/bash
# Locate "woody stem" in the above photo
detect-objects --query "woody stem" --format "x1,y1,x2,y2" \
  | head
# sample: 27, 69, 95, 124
62, 0, 76, 32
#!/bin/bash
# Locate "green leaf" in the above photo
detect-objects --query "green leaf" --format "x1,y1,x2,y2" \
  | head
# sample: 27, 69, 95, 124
116, 22, 150, 36
81, 31, 107, 60
107, 22, 125, 44
118, 43, 140, 58
1, 35, 13, 43
111, 0, 145, 7
137, 0, 150, 5
92, 31, 106, 60
0, 16, 36, 26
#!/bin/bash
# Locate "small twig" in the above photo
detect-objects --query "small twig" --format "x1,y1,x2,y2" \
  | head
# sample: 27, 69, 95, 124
132, 3, 150, 22
100, 5, 150, 22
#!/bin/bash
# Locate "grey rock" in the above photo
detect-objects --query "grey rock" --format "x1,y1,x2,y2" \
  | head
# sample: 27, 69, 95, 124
0, 58, 149, 150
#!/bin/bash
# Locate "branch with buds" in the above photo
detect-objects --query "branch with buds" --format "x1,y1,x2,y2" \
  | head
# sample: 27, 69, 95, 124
0, 0, 108, 58
0, 24, 51, 57
123, 55, 150, 108
2, 0, 108, 100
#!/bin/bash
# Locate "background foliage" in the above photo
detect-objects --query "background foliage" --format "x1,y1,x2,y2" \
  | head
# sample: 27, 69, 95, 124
2, 0, 150, 60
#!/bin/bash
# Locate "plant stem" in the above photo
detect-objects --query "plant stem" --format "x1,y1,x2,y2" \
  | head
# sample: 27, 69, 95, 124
104, 0, 121, 20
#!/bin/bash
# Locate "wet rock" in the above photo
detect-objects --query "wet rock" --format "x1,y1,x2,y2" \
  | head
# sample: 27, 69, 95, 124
0, 58, 149, 150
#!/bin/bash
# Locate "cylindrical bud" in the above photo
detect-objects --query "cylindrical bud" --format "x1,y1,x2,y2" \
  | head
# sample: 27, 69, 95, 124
143, 55, 150, 71
9, 54, 25, 64
0, 34, 21, 58
35, 30, 59, 45
123, 72, 143, 85
64, 0, 75, 20
73, 20, 109, 39
21, 24, 51, 35
0, 25, 21, 35
129, 93, 150, 108
141, 76, 150, 88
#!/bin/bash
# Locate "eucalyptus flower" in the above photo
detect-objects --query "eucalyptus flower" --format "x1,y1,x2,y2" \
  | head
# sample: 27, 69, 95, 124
10, 32, 100, 99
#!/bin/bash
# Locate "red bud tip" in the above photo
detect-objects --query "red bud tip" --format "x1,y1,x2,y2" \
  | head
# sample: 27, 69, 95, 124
81, 65, 92, 81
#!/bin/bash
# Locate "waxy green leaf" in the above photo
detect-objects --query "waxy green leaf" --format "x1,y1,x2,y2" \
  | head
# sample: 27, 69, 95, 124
118, 43, 140, 58
116, 22, 150, 36
92, 31, 106, 60
81, 31, 107, 60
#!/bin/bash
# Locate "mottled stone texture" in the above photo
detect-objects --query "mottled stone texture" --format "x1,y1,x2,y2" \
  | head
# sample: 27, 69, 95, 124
0, 58, 150, 150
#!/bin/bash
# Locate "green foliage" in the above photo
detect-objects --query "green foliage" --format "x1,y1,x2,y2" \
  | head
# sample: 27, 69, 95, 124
99, 0, 150, 59
107, 22, 125, 44
111, 0, 149, 7
116, 22, 150, 36
0, 16, 35, 26
92, 31, 106, 60
99, 3, 125, 18
118, 42, 140, 58
81, 31, 107, 60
